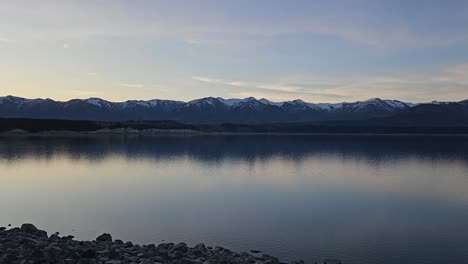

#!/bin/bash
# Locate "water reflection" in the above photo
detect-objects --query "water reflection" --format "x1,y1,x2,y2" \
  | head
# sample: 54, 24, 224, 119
1, 135, 468, 264
1, 134, 468, 161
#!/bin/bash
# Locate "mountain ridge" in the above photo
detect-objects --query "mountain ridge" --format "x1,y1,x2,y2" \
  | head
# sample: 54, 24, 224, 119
0, 95, 466, 124
0, 95, 418, 108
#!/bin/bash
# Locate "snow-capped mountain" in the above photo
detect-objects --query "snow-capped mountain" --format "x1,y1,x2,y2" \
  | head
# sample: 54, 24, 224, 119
0, 95, 436, 124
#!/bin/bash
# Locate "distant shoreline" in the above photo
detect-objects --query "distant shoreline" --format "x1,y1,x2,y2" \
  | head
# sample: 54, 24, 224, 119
2, 129, 468, 137
2, 118, 468, 136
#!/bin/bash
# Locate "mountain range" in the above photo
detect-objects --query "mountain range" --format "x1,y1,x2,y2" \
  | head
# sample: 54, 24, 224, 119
0, 95, 467, 126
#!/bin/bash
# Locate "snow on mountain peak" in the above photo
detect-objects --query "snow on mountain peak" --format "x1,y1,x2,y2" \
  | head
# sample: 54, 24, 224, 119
217, 98, 242, 107
85, 98, 111, 108
259, 98, 283, 106
363, 98, 382, 102
187, 97, 220, 107
384, 99, 408, 108
240, 97, 257, 102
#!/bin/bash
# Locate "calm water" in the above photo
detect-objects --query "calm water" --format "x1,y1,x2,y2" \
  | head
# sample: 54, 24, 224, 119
1, 135, 468, 264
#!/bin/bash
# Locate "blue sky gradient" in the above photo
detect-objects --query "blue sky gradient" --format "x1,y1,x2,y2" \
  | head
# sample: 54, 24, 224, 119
1, 0, 468, 102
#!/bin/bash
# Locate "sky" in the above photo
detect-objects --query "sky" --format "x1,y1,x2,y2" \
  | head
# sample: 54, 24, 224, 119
1, 0, 468, 103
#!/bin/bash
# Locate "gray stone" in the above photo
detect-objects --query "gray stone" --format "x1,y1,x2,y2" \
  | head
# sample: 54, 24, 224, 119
96, 233, 113, 242
29, 249, 45, 260
20, 224, 38, 234
324, 260, 342, 264
81, 249, 97, 258
171, 242, 188, 253
178, 258, 203, 264
0, 223, 305, 264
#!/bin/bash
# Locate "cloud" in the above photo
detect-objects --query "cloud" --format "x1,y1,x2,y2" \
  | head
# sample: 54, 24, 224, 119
70, 90, 98, 97
192, 76, 247, 87
118, 82, 168, 92
310, 64, 468, 102
2, 1, 467, 51
141, 84, 168, 93
185, 39, 202, 45
333, 64, 468, 102
62, 43, 70, 49
194, 63, 468, 103
87, 72, 97, 76
192, 76, 350, 100
0, 37, 11, 43
119, 82, 145, 89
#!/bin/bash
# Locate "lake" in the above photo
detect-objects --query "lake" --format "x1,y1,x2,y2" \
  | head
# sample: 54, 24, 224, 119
1, 135, 468, 264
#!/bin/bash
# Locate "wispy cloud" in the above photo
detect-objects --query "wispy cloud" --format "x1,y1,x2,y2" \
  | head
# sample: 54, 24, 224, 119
2, 1, 467, 51
0, 37, 11, 43
118, 82, 169, 93
194, 63, 468, 103
185, 39, 202, 45
192, 76, 349, 100
141, 85, 168, 93
192, 76, 247, 88
119, 82, 145, 89
70, 90, 98, 97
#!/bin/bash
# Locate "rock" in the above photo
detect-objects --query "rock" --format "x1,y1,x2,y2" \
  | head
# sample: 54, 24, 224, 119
96, 233, 113, 242
157, 242, 174, 250
19, 237, 39, 246
21, 223, 38, 233
2, 253, 18, 261
80, 249, 97, 258
324, 260, 342, 264
97, 249, 111, 257
35, 229, 48, 238
290, 261, 305, 264
263, 255, 280, 264
109, 248, 121, 259
0, 223, 305, 264
251, 250, 261, 254
20, 223, 48, 238
214, 246, 224, 252
178, 258, 203, 264
146, 243, 156, 249
29, 249, 45, 260
50, 233, 60, 240
171, 242, 189, 253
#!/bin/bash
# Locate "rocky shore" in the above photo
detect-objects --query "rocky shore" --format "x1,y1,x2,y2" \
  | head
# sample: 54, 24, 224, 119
0, 224, 342, 264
